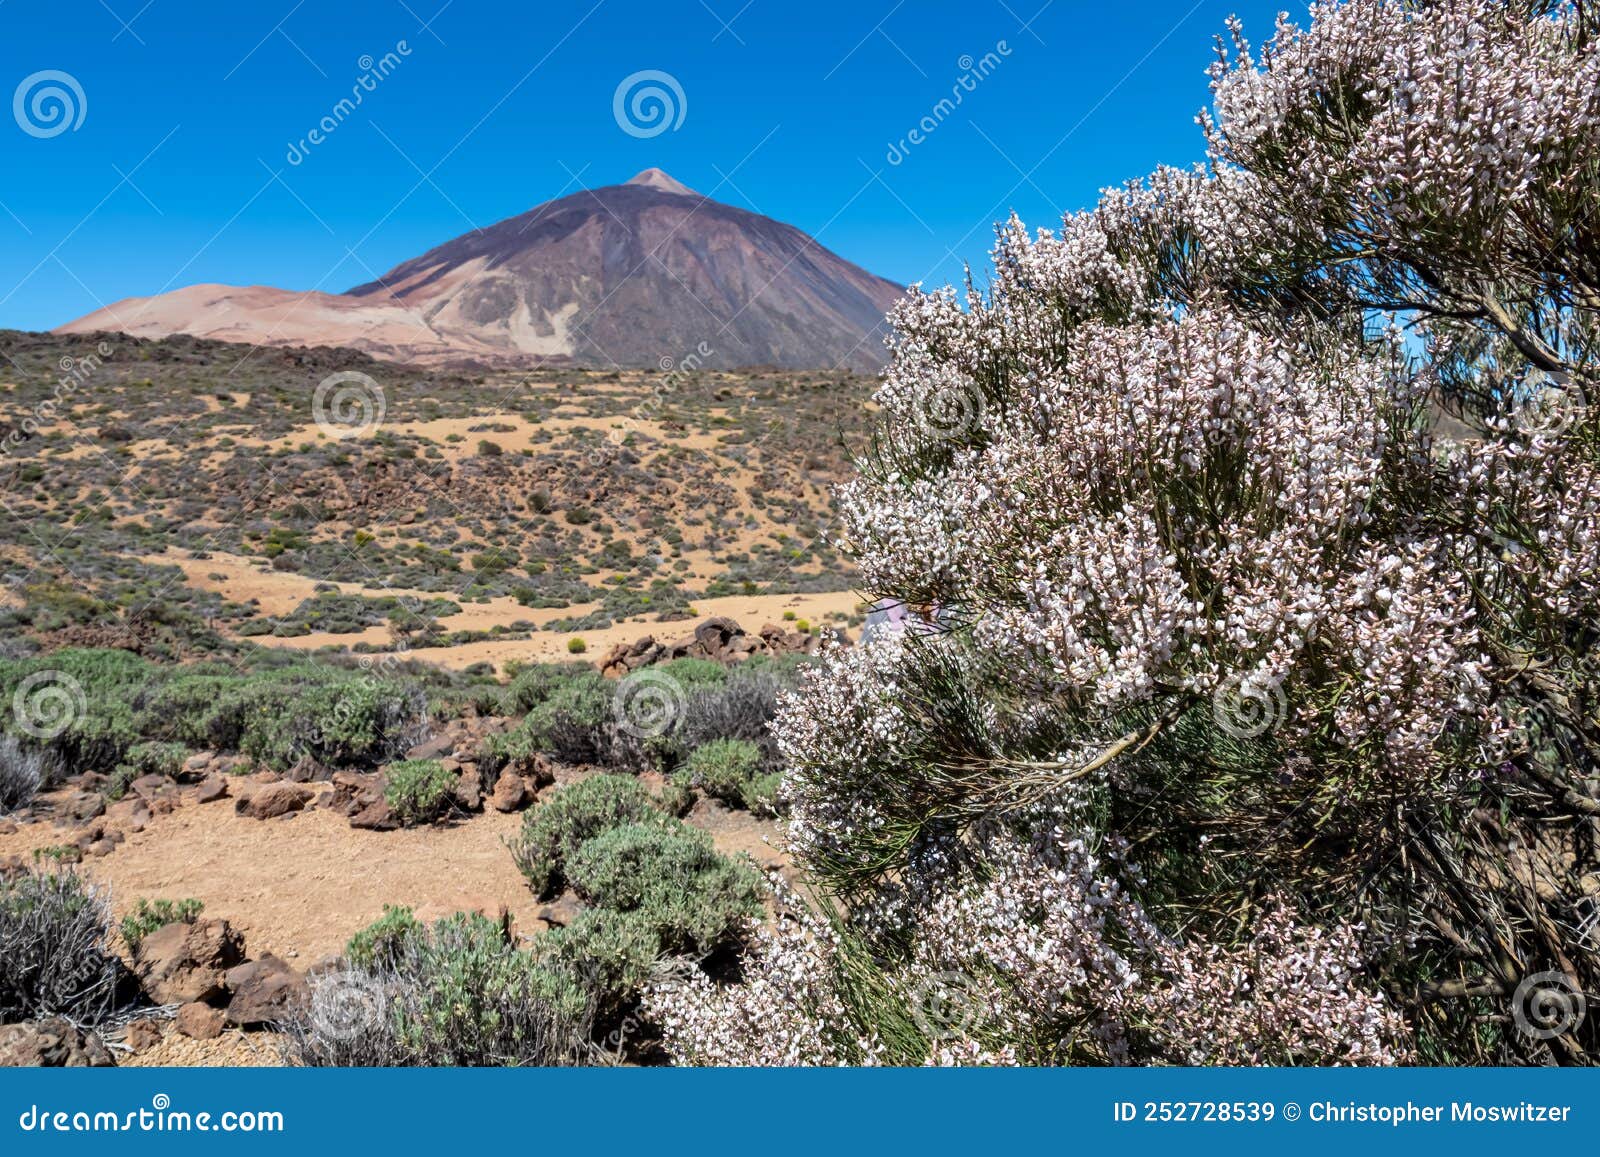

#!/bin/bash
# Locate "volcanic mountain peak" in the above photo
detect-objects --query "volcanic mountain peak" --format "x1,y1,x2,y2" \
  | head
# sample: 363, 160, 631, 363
59, 170, 904, 370
624, 167, 698, 196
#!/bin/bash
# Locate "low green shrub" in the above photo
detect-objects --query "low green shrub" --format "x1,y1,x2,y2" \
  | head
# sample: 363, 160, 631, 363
106, 740, 190, 799
7, 655, 436, 775
674, 738, 781, 815
119, 897, 203, 952
119, 740, 189, 779
507, 777, 764, 1017
516, 671, 612, 765
345, 904, 424, 970
536, 908, 661, 1017
384, 759, 456, 826
140, 672, 253, 751
500, 662, 591, 715
477, 726, 541, 788
652, 658, 728, 689
295, 909, 593, 1067
565, 822, 763, 955
0, 649, 151, 772
237, 674, 428, 771
508, 775, 666, 899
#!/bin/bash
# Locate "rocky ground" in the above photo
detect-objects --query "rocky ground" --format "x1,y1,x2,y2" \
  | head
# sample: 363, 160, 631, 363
0, 703, 791, 1067
0, 330, 857, 1067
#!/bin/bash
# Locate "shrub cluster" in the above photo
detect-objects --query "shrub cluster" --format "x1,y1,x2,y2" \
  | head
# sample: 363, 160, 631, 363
565, 821, 762, 954
0, 649, 430, 777
609, 660, 790, 781
293, 910, 593, 1067
508, 774, 665, 899
672, 739, 780, 816
483, 658, 802, 819
345, 904, 422, 970
0, 868, 127, 1024
507, 774, 763, 1018
499, 662, 592, 715
383, 759, 456, 826
494, 669, 613, 766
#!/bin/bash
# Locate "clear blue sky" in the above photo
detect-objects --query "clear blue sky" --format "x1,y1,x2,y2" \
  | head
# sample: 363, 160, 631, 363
0, 0, 1287, 332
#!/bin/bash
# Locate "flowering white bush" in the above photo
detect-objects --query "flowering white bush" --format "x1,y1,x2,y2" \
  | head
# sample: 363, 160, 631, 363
648, 836, 1410, 1066
650, 0, 1599, 1066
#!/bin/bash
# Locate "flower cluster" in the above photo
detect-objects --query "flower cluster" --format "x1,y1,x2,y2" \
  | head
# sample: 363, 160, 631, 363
646, 833, 1410, 1067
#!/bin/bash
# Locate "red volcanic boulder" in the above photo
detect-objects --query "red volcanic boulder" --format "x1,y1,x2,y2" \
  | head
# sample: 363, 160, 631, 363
234, 783, 313, 820
135, 918, 246, 1005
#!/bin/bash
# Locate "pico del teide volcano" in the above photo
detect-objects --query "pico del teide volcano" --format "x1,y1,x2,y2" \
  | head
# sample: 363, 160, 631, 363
56, 169, 906, 371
